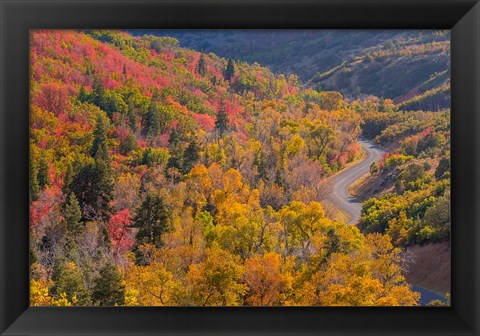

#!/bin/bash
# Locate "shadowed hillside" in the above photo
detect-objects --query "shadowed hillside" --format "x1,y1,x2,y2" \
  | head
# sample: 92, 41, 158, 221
134, 30, 450, 109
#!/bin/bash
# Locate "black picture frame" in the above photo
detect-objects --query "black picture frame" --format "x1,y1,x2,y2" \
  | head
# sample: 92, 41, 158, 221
1, 0, 479, 335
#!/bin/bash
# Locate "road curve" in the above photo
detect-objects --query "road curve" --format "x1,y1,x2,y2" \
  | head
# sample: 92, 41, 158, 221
329, 138, 386, 225
328, 140, 446, 305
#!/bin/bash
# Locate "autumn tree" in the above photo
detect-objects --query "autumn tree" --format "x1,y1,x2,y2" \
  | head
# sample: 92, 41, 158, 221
279, 201, 331, 260
186, 247, 247, 306
308, 125, 335, 159
370, 162, 379, 175
243, 252, 285, 306
125, 252, 179, 306
34, 83, 71, 116
108, 208, 133, 259
386, 211, 412, 247
319, 91, 343, 111
31, 279, 74, 306
114, 173, 141, 212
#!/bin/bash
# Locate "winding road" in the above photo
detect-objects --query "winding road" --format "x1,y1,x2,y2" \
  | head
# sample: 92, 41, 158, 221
329, 138, 385, 225
328, 138, 446, 305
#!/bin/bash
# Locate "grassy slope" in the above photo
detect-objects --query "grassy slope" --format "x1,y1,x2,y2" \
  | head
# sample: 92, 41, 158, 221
404, 242, 451, 295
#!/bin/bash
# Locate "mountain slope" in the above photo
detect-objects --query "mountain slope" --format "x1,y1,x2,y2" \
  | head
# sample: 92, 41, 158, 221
29, 30, 426, 307
135, 30, 450, 107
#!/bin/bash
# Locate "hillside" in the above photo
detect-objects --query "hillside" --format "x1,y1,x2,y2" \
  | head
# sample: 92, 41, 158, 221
139, 30, 450, 107
355, 108, 451, 297
29, 30, 424, 307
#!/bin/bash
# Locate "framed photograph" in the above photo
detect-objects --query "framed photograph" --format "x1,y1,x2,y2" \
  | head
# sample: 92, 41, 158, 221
1, 0, 479, 335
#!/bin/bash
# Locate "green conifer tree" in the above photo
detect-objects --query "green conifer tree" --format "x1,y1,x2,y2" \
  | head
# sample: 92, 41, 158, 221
197, 54, 207, 76
214, 103, 229, 138
224, 58, 235, 81
166, 127, 183, 171
37, 156, 50, 190
30, 158, 40, 201
132, 194, 171, 248
119, 133, 138, 155
70, 158, 113, 222
92, 76, 108, 111
91, 261, 125, 306
182, 136, 200, 174
62, 162, 74, 198
78, 86, 89, 103
90, 115, 110, 162
64, 192, 83, 234
127, 104, 138, 132
50, 260, 90, 305
145, 93, 161, 137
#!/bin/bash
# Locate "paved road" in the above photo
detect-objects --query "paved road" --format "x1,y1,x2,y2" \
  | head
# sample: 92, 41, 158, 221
412, 286, 447, 306
329, 138, 386, 225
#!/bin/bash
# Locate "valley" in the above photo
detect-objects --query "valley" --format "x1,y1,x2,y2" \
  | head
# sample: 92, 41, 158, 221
29, 30, 450, 307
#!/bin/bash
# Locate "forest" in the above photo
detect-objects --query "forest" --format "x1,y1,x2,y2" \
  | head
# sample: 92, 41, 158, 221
29, 30, 450, 306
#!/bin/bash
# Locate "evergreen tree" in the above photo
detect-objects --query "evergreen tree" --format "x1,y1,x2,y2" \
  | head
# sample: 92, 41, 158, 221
94, 156, 114, 219
253, 151, 269, 182
90, 115, 110, 162
132, 194, 171, 248
274, 166, 286, 189
78, 86, 89, 103
145, 93, 161, 137
119, 133, 138, 155
64, 192, 83, 234
85, 61, 95, 78
91, 261, 125, 306
224, 58, 235, 81
30, 158, 40, 201
321, 228, 340, 264
168, 127, 181, 148
214, 103, 229, 137
92, 77, 108, 111
182, 136, 200, 174
50, 260, 90, 305
166, 127, 183, 171
197, 54, 207, 76
106, 93, 119, 119
37, 156, 50, 190
435, 156, 450, 180
70, 158, 113, 222
62, 162, 74, 198
127, 104, 138, 132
